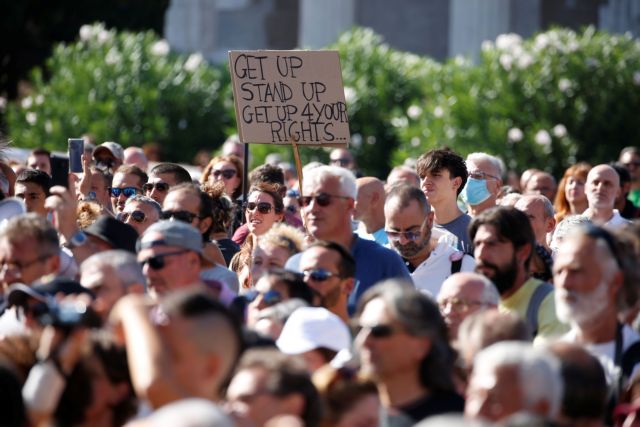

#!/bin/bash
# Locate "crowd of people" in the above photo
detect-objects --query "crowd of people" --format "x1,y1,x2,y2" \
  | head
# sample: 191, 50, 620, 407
0, 137, 638, 427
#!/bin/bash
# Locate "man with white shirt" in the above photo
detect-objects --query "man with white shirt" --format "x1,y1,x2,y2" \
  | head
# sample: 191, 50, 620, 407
583, 164, 629, 229
384, 184, 474, 297
553, 224, 640, 394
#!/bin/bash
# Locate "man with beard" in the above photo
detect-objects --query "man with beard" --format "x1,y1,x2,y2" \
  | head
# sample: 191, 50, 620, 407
384, 184, 474, 298
553, 224, 640, 393
298, 241, 355, 323
469, 206, 567, 341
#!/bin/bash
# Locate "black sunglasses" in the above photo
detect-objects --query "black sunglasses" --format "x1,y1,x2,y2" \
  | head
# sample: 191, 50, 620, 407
109, 187, 139, 198
244, 289, 282, 307
161, 210, 198, 223
244, 201, 273, 214
297, 192, 350, 208
142, 182, 170, 193
302, 268, 337, 282
117, 210, 147, 223
212, 169, 237, 179
139, 250, 189, 270
357, 323, 399, 339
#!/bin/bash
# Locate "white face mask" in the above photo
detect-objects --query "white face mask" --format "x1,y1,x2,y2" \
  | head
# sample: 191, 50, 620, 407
555, 279, 610, 327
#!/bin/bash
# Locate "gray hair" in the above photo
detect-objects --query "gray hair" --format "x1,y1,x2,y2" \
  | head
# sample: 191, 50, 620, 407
466, 152, 505, 178
303, 165, 357, 199
125, 194, 162, 216
476, 275, 500, 306
80, 249, 145, 289
550, 215, 591, 253
473, 341, 563, 419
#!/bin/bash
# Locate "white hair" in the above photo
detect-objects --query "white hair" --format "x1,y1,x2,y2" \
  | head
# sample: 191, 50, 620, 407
466, 152, 505, 178
473, 341, 563, 418
550, 215, 591, 253
477, 275, 500, 306
303, 165, 357, 199
80, 249, 146, 289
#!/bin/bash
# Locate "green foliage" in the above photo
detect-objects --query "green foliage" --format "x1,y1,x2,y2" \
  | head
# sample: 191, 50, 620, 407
7, 23, 230, 162
394, 27, 640, 176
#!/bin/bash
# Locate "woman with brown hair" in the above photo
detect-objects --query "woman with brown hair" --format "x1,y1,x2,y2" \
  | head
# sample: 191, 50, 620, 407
554, 162, 591, 223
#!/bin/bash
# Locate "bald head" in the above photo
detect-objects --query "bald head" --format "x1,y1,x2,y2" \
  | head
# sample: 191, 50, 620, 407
586, 164, 620, 213
124, 146, 149, 172
438, 272, 499, 339
387, 166, 420, 189
524, 171, 557, 201
354, 177, 386, 231
514, 195, 555, 247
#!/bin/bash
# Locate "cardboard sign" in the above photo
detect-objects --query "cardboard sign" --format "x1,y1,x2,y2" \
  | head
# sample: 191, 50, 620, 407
229, 50, 349, 147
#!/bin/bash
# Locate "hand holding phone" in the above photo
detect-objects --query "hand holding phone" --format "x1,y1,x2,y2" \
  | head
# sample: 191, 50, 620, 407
68, 138, 84, 173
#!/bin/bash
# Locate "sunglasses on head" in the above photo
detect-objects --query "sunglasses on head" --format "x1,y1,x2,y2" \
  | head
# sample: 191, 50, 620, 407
357, 323, 399, 339
212, 169, 237, 179
139, 250, 189, 270
142, 182, 170, 193
297, 193, 350, 208
117, 210, 147, 224
245, 201, 273, 214
245, 289, 283, 307
302, 268, 337, 282
109, 187, 139, 198
161, 210, 199, 223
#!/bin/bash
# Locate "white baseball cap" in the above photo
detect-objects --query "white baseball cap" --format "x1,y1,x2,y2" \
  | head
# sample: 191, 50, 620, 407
276, 307, 352, 359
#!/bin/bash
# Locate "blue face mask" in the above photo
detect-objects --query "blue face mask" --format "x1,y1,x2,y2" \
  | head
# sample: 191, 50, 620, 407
464, 177, 491, 205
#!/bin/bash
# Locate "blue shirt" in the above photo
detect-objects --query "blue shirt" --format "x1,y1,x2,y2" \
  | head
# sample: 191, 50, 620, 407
285, 234, 412, 314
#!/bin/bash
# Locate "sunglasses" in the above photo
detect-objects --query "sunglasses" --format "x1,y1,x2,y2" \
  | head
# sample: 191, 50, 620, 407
142, 182, 170, 193
212, 169, 237, 179
302, 268, 337, 282
139, 250, 189, 270
297, 193, 350, 208
245, 202, 274, 214
331, 158, 351, 167
357, 323, 399, 339
117, 210, 147, 224
385, 229, 423, 242
161, 210, 199, 223
109, 187, 139, 198
439, 297, 484, 313
245, 289, 283, 307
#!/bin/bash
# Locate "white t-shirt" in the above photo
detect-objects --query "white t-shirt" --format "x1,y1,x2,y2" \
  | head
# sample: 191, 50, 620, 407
411, 241, 475, 298
605, 210, 631, 230
562, 324, 640, 387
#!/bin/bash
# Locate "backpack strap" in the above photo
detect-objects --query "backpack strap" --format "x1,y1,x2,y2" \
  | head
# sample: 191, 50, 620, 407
525, 282, 554, 337
450, 258, 463, 275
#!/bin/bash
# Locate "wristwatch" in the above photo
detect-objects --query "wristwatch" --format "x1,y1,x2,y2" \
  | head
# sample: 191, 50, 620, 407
64, 230, 88, 249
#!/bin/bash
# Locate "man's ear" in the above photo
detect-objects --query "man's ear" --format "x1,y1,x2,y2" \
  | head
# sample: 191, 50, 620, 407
198, 217, 213, 235
452, 176, 463, 192
516, 243, 532, 266
342, 277, 355, 295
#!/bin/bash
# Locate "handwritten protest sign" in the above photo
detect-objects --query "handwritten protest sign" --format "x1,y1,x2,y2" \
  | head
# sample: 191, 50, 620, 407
229, 50, 349, 147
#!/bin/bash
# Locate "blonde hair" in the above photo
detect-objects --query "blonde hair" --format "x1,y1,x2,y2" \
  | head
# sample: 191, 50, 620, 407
257, 223, 306, 258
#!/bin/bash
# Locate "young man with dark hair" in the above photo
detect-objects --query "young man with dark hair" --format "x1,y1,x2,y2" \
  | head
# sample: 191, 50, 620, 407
15, 169, 51, 216
416, 148, 472, 254
144, 163, 192, 205
26, 148, 52, 176
110, 165, 148, 213
469, 206, 567, 341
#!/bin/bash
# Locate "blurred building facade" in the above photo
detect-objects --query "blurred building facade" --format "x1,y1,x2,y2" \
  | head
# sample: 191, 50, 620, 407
164, 0, 640, 62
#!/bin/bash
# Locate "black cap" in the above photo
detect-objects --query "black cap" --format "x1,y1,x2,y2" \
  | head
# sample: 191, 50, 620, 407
7, 277, 94, 308
85, 215, 138, 253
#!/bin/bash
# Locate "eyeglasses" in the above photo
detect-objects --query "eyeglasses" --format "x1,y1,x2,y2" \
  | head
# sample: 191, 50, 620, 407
212, 169, 237, 179
285, 205, 297, 214
298, 193, 351, 208
142, 182, 170, 193
302, 269, 338, 282
109, 187, 139, 198
385, 228, 423, 242
439, 297, 485, 313
357, 323, 399, 339
469, 171, 501, 181
161, 210, 199, 223
117, 210, 147, 224
0, 254, 53, 275
245, 289, 283, 307
139, 250, 189, 270
244, 202, 273, 214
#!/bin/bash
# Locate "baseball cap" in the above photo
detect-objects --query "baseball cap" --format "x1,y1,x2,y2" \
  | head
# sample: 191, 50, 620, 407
85, 215, 139, 253
137, 220, 215, 267
276, 307, 352, 364
7, 277, 95, 308
93, 141, 124, 161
